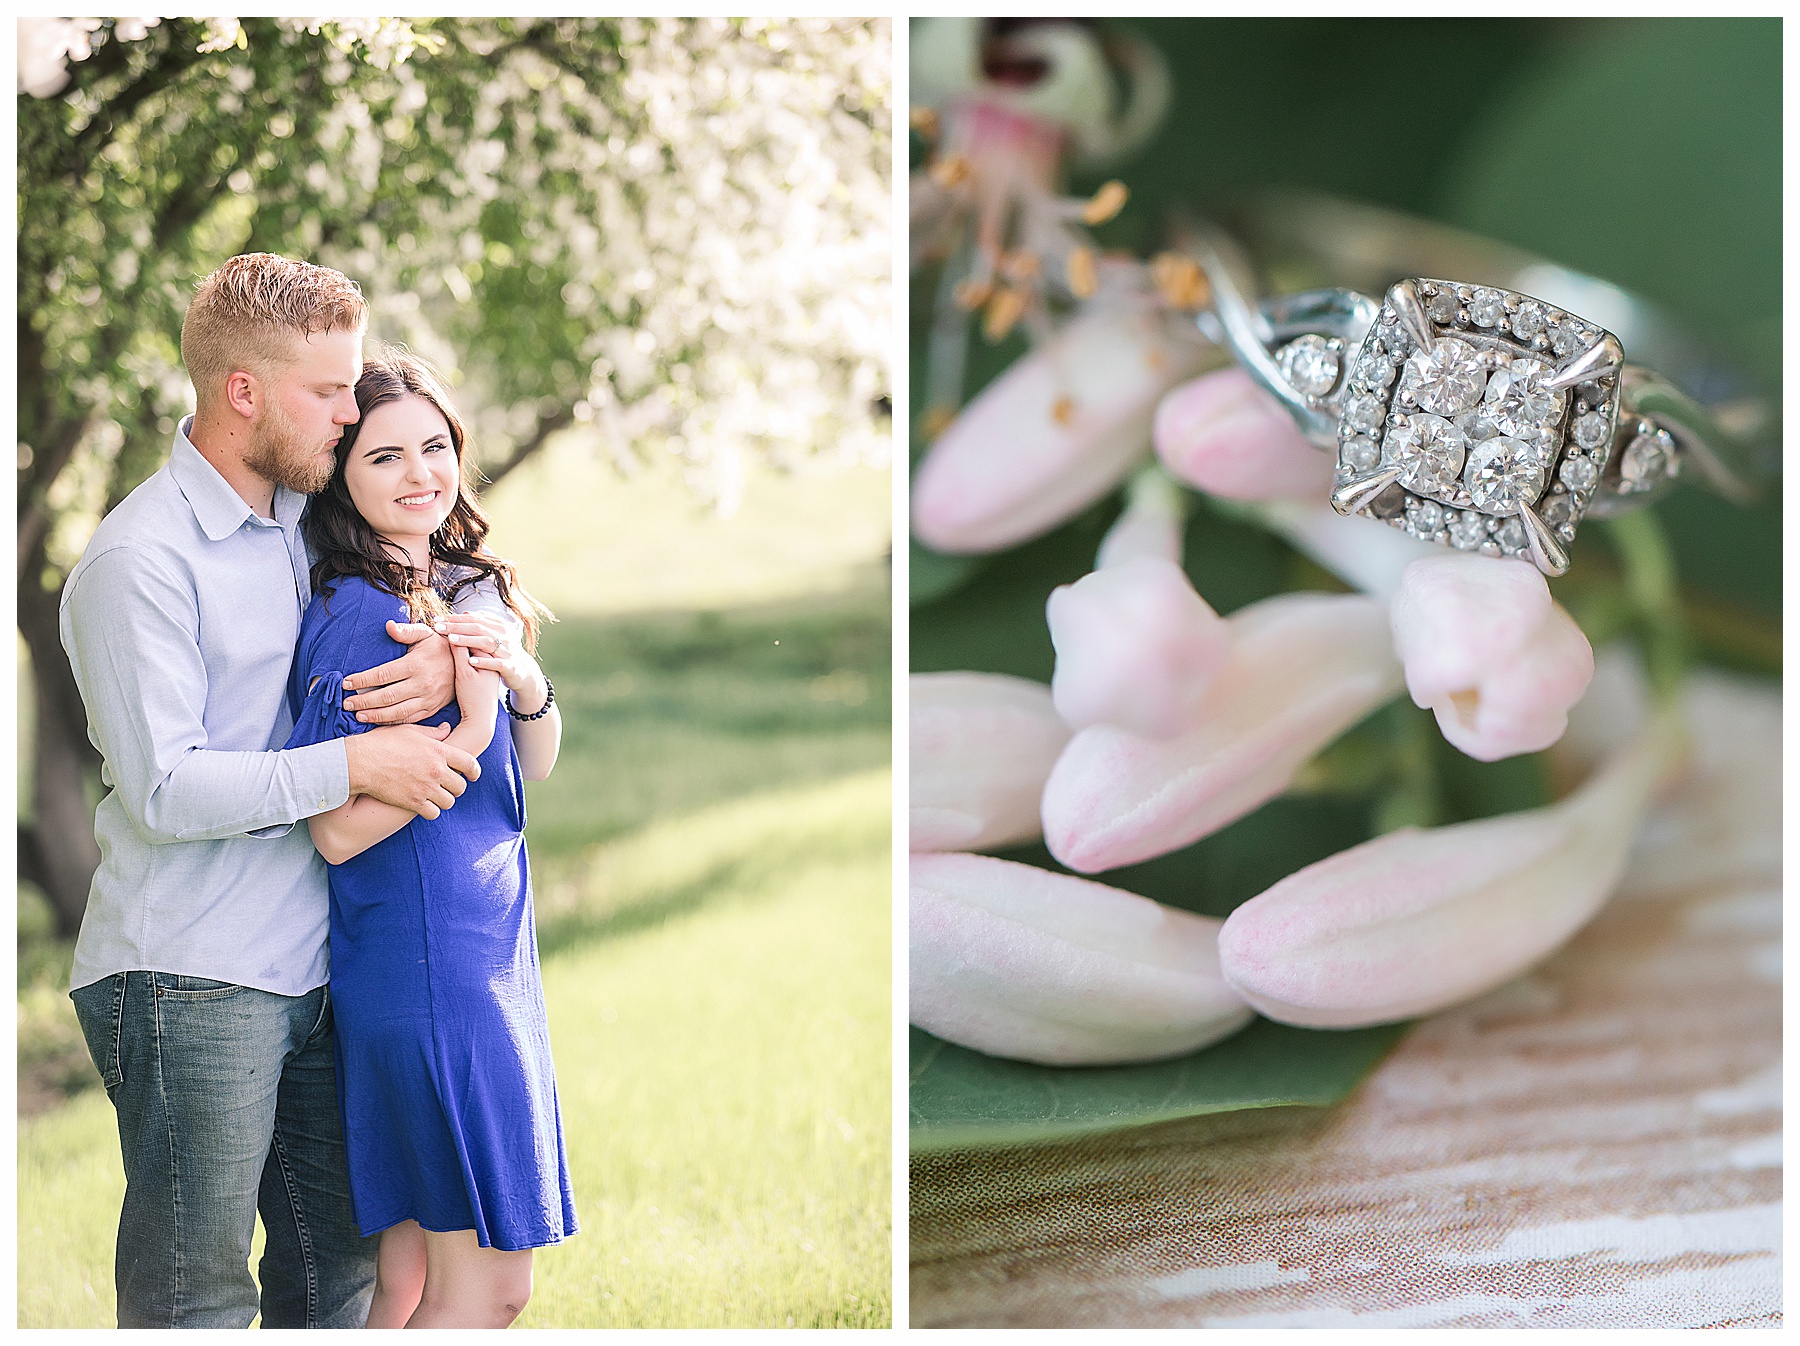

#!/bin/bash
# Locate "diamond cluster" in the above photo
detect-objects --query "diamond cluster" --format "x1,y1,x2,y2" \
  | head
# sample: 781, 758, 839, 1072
1333, 280, 1622, 562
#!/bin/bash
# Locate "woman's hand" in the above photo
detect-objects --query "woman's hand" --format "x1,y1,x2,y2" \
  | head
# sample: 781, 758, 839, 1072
452, 636, 503, 727
436, 611, 547, 714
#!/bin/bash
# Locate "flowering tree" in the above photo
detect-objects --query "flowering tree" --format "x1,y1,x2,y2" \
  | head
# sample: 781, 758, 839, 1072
19, 16, 891, 934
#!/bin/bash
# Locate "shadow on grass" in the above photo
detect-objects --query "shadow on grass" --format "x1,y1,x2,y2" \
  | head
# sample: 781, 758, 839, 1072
536, 854, 764, 960
534, 769, 889, 963
524, 576, 891, 863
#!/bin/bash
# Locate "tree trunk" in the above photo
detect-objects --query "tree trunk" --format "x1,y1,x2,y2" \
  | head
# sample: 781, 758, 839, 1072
18, 572, 101, 939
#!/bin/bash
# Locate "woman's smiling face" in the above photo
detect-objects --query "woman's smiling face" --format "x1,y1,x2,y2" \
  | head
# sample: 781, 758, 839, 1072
342, 393, 461, 566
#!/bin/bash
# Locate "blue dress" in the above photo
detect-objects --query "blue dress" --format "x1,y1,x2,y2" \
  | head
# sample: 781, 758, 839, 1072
284, 575, 577, 1251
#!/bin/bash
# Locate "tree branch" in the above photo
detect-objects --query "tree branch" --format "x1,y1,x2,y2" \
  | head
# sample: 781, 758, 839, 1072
61, 25, 210, 184
478, 404, 576, 490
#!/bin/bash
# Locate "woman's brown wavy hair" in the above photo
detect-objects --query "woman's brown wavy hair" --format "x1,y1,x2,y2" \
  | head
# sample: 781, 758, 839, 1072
305, 348, 551, 651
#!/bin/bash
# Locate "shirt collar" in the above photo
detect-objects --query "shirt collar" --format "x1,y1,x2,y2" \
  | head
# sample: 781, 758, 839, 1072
168, 415, 310, 540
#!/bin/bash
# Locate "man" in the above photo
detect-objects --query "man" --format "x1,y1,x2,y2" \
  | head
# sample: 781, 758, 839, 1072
61, 254, 497, 1327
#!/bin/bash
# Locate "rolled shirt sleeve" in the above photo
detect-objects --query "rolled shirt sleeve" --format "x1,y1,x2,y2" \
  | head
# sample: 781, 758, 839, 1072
61, 545, 349, 843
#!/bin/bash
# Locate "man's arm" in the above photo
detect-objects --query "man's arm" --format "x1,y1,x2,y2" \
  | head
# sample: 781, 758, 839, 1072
62, 548, 482, 842
313, 646, 500, 862
62, 547, 350, 841
344, 724, 481, 821
340, 620, 457, 725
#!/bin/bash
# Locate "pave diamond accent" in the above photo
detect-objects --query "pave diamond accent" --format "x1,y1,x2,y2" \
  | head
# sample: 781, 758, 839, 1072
1572, 412, 1610, 449
1550, 320, 1591, 357
1408, 498, 1445, 535
1559, 455, 1598, 491
1470, 288, 1506, 327
1342, 435, 1380, 472
1277, 334, 1341, 398
1448, 510, 1488, 550
1619, 428, 1676, 492
1359, 355, 1395, 390
1345, 393, 1386, 435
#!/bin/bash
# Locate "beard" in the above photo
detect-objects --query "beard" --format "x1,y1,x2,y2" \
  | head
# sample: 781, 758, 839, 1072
244, 398, 338, 495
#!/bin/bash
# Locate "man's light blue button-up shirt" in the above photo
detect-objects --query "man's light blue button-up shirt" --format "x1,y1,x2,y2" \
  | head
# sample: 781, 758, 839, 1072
61, 419, 350, 995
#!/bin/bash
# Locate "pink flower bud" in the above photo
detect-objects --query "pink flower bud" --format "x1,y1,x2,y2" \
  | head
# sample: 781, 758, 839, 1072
1217, 706, 1686, 1027
911, 306, 1205, 554
1391, 553, 1595, 761
910, 673, 1071, 852
1042, 592, 1402, 873
1094, 465, 1186, 569
1047, 558, 1231, 738
910, 852, 1253, 1065
1153, 367, 1336, 502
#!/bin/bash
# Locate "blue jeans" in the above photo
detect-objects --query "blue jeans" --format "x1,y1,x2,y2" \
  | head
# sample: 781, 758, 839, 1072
70, 971, 378, 1328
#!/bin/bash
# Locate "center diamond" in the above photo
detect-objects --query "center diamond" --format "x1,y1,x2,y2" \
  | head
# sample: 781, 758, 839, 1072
1399, 337, 1485, 416
1383, 413, 1466, 495
1463, 436, 1547, 515
1480, 354, 1562, 437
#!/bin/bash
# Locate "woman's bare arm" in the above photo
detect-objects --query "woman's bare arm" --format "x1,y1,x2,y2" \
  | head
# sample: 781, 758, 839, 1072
503, 678, 561, 782
438, 610, 561, 781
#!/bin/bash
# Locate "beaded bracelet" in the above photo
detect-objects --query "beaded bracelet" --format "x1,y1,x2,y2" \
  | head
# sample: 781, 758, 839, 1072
504, 677, 555, 721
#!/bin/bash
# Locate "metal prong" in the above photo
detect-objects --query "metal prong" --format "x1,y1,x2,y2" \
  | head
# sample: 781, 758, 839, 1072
1516, 499, 1570, 577
1330, 465, 1403, 516
1385, 280, 1434, 351
1544, 333, 1623, 392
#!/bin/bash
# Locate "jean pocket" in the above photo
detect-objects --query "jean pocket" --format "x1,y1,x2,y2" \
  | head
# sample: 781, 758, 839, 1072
151, 973, 246, 1001
70, 972, 128, 1091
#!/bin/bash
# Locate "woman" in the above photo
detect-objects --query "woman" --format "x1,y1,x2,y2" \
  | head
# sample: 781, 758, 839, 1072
283, 349, 577, 1328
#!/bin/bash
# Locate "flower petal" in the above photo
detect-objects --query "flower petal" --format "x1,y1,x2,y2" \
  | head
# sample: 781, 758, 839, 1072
910, 852, 1253, 1065
1392, 553, 1594, 762
1429, 603, 1595, 761
910, 672, 1071, 852
1391, 552, 1553, 702
1042, 592, 1402, 872
1046, 558, 1231, 738
1217, 705, 1685, 1027
1153, 367, 1336, 502
911, 306, 1205, 554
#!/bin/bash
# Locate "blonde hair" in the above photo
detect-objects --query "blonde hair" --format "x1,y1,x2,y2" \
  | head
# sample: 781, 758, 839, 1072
180, 254, 368, 410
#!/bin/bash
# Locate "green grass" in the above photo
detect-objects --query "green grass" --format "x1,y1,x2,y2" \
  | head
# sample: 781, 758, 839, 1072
19, 452, 893, 1327
524, 772, 890, 1328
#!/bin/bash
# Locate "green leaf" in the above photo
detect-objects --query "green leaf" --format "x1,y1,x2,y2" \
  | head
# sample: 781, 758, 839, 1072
909, 1020, 1408, 1153
908, 537, 979, 607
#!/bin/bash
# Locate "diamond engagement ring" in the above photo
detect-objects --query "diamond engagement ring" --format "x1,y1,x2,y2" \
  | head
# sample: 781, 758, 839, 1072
1183, 197, 1774, 576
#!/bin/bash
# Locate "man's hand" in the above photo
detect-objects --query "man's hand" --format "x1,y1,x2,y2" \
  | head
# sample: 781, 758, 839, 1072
342, 620, 456, 725
343, 722, 481, 820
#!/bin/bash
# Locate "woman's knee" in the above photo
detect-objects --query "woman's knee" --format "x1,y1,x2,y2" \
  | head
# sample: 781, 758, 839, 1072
496, 1260, 533, 1319
416, 1241, 533, 1326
